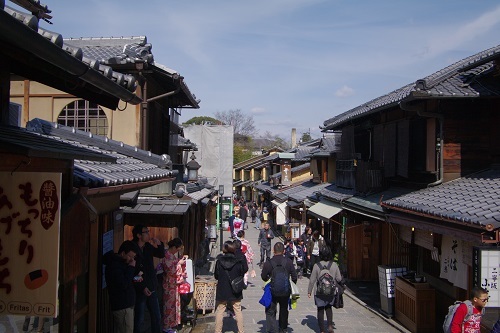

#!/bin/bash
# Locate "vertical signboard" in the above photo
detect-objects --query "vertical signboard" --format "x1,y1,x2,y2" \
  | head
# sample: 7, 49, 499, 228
473, 246, 500, 307
281, 163, 291, 186
0, 172, 61, 317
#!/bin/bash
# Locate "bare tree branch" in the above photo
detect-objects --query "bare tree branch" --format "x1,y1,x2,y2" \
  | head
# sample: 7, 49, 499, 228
214, 109, 257, 136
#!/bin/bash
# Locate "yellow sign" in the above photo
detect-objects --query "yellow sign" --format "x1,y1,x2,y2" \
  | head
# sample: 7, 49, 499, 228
0, 172, 61, 317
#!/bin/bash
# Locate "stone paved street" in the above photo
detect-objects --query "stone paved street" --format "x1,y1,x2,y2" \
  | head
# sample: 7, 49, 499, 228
189, 221, 410, 333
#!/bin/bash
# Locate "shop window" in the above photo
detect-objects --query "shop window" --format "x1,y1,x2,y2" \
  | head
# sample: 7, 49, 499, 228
57, 100, 108, 136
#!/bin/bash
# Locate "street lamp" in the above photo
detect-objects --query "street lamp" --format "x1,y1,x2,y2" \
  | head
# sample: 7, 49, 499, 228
186, 151, 201, 182
219, 185, 224, 251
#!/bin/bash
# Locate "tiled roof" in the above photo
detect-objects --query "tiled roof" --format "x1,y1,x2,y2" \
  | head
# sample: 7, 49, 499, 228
319, 184, 354, 203
288, 182, 331, 202
344, 187, 414, 218
26, 119, 175, 188
123, 198, 190, 215
186, 188, 213, 203
64, 36, 199, 108
323, 44, 500, 131
255, 182, 278, 195
0, 124, 115, 162
292, 147, 313, 162
1, 6, 140, 109
382, 169, 500, 227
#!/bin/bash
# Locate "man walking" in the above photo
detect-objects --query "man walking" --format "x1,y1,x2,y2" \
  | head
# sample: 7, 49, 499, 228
104, 240, 138, 333
239, 203, 248, 230
131, 225, 165, 333
258, 223, 274, 265
228, 210, 236, 239
261, 242, 298, 333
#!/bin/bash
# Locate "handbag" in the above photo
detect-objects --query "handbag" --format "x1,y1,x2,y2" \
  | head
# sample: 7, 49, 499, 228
224, 269, 245, 294
290, 278, 300, 299
259, 283, 272, 307
333, 284, 344, 308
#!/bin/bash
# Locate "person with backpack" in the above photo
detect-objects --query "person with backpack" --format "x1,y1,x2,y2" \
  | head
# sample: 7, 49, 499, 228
444, 286, 489, 333
237, 230, 255, 287
261, 242, 298, 333
307, 245, 343, 333
214, 240, 247, 333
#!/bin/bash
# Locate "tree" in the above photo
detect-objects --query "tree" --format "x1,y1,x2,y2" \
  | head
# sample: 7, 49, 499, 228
183, 116, 221, 126
233, 144, 252, 164
301, 132, 312, 143
214, 109, 257, 137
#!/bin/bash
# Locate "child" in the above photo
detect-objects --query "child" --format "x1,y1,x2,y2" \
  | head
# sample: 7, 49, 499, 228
295, 239, 306, 278
284, 239, 297, 266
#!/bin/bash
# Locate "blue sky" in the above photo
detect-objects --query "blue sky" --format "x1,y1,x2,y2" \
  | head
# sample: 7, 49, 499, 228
21, 1, 500, 141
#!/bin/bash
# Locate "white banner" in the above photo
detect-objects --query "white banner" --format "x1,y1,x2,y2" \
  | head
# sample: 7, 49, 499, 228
440, 235, 468, 290
0, 172, 61, 317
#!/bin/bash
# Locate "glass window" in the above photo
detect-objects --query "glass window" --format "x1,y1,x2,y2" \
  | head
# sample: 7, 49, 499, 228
57, 100, 108, 136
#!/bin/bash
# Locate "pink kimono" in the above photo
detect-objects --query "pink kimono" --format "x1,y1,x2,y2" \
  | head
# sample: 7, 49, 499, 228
161, 251, 181, 330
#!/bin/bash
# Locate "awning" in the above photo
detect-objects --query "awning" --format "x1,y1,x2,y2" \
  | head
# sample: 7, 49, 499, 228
276, 201, 288, 225
308, 200, 342, 221
271, 199, 285, 207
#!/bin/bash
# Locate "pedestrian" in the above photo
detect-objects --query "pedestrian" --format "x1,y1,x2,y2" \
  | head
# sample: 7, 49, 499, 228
307, 230, 325, 275
237, 230, 255, 287
260, 206, 269, 226
233, 238, 249, 285
295, 239, 306, 279
228, 210, 236, 239
307, 245, 343, 333
160, 237, 186, 333
450, 286, 489, 333
104, 240, 138, 333
300, 227, 312, 275
239, 203, 248, 230
214, 241, 247, 333
250, 204, 257, 224
131, 225, 165, 333
255, 206, 262, 229
284, 239, 296, 265
258, 223, 274, 266
261, 242, 298, 333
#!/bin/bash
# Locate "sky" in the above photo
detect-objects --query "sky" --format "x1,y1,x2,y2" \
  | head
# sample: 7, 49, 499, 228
18, 1, 500, 141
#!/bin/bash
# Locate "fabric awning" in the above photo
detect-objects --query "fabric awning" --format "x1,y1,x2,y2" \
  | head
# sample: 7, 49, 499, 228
271, 199, 285, 207
308, 200, 342, 221
276, 201, 288, 225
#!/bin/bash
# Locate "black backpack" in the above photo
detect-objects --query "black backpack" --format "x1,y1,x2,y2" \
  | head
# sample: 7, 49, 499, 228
316, 261, 337, 296
270, 258, 291, 297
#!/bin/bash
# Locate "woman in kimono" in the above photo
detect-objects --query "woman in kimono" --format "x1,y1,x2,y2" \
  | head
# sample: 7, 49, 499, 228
160, 237, 186, 333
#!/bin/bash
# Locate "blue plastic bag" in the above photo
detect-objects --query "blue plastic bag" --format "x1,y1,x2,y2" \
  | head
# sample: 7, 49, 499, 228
259, 283, 272, 307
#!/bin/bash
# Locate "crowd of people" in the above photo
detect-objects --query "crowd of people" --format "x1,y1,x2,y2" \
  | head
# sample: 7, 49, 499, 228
104, 225, 192, 333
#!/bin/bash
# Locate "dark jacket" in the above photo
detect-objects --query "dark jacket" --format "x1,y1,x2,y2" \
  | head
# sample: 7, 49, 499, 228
235, 249, 249, 273
214, 253, 247, 301
258, 228, 274, 249
132, 241, 165, 295
261, 254, 297, 285
104, 251, 136, 311
239, 206, 248, 220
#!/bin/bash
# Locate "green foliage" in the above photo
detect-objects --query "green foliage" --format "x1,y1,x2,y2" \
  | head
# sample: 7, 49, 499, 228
234, 144, 252, 164
301, 132, 312, 143
183, 116, 221, 126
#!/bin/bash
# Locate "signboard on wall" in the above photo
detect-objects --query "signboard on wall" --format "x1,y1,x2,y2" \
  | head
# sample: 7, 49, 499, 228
473, 247, 500, 307
281, 163, 291, 186
0, 172, 61, 316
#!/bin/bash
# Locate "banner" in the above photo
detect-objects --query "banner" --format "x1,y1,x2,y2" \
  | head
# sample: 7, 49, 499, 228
440, 235, 467, 290
0, 172, 61, 317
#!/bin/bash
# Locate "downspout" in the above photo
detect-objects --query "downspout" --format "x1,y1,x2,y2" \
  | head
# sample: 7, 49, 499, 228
399, 100, 444, 187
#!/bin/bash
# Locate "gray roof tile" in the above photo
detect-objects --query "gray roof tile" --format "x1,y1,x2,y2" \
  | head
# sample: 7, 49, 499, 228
26, 119, 175, 188
383, 169, 500, 227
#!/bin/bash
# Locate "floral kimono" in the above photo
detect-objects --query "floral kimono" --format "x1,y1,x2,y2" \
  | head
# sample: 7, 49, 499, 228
161, 251, 181, 330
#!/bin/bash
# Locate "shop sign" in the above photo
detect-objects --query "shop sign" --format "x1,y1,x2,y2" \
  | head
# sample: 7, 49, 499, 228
0, 172, 61, 316
473, 246, 500, 307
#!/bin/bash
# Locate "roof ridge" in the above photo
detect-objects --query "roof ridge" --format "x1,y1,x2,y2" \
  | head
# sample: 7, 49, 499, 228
65, 36, 147, 42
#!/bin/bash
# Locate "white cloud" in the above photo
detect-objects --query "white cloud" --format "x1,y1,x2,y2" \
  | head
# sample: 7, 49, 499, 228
335, 85, 355, 98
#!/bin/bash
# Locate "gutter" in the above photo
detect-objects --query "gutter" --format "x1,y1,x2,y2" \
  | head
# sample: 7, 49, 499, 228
399, 99, 444, 187
86, 177, 175, 196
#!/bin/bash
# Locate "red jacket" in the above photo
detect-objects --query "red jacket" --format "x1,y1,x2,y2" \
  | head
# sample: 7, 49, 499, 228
450, 303, 482, 333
